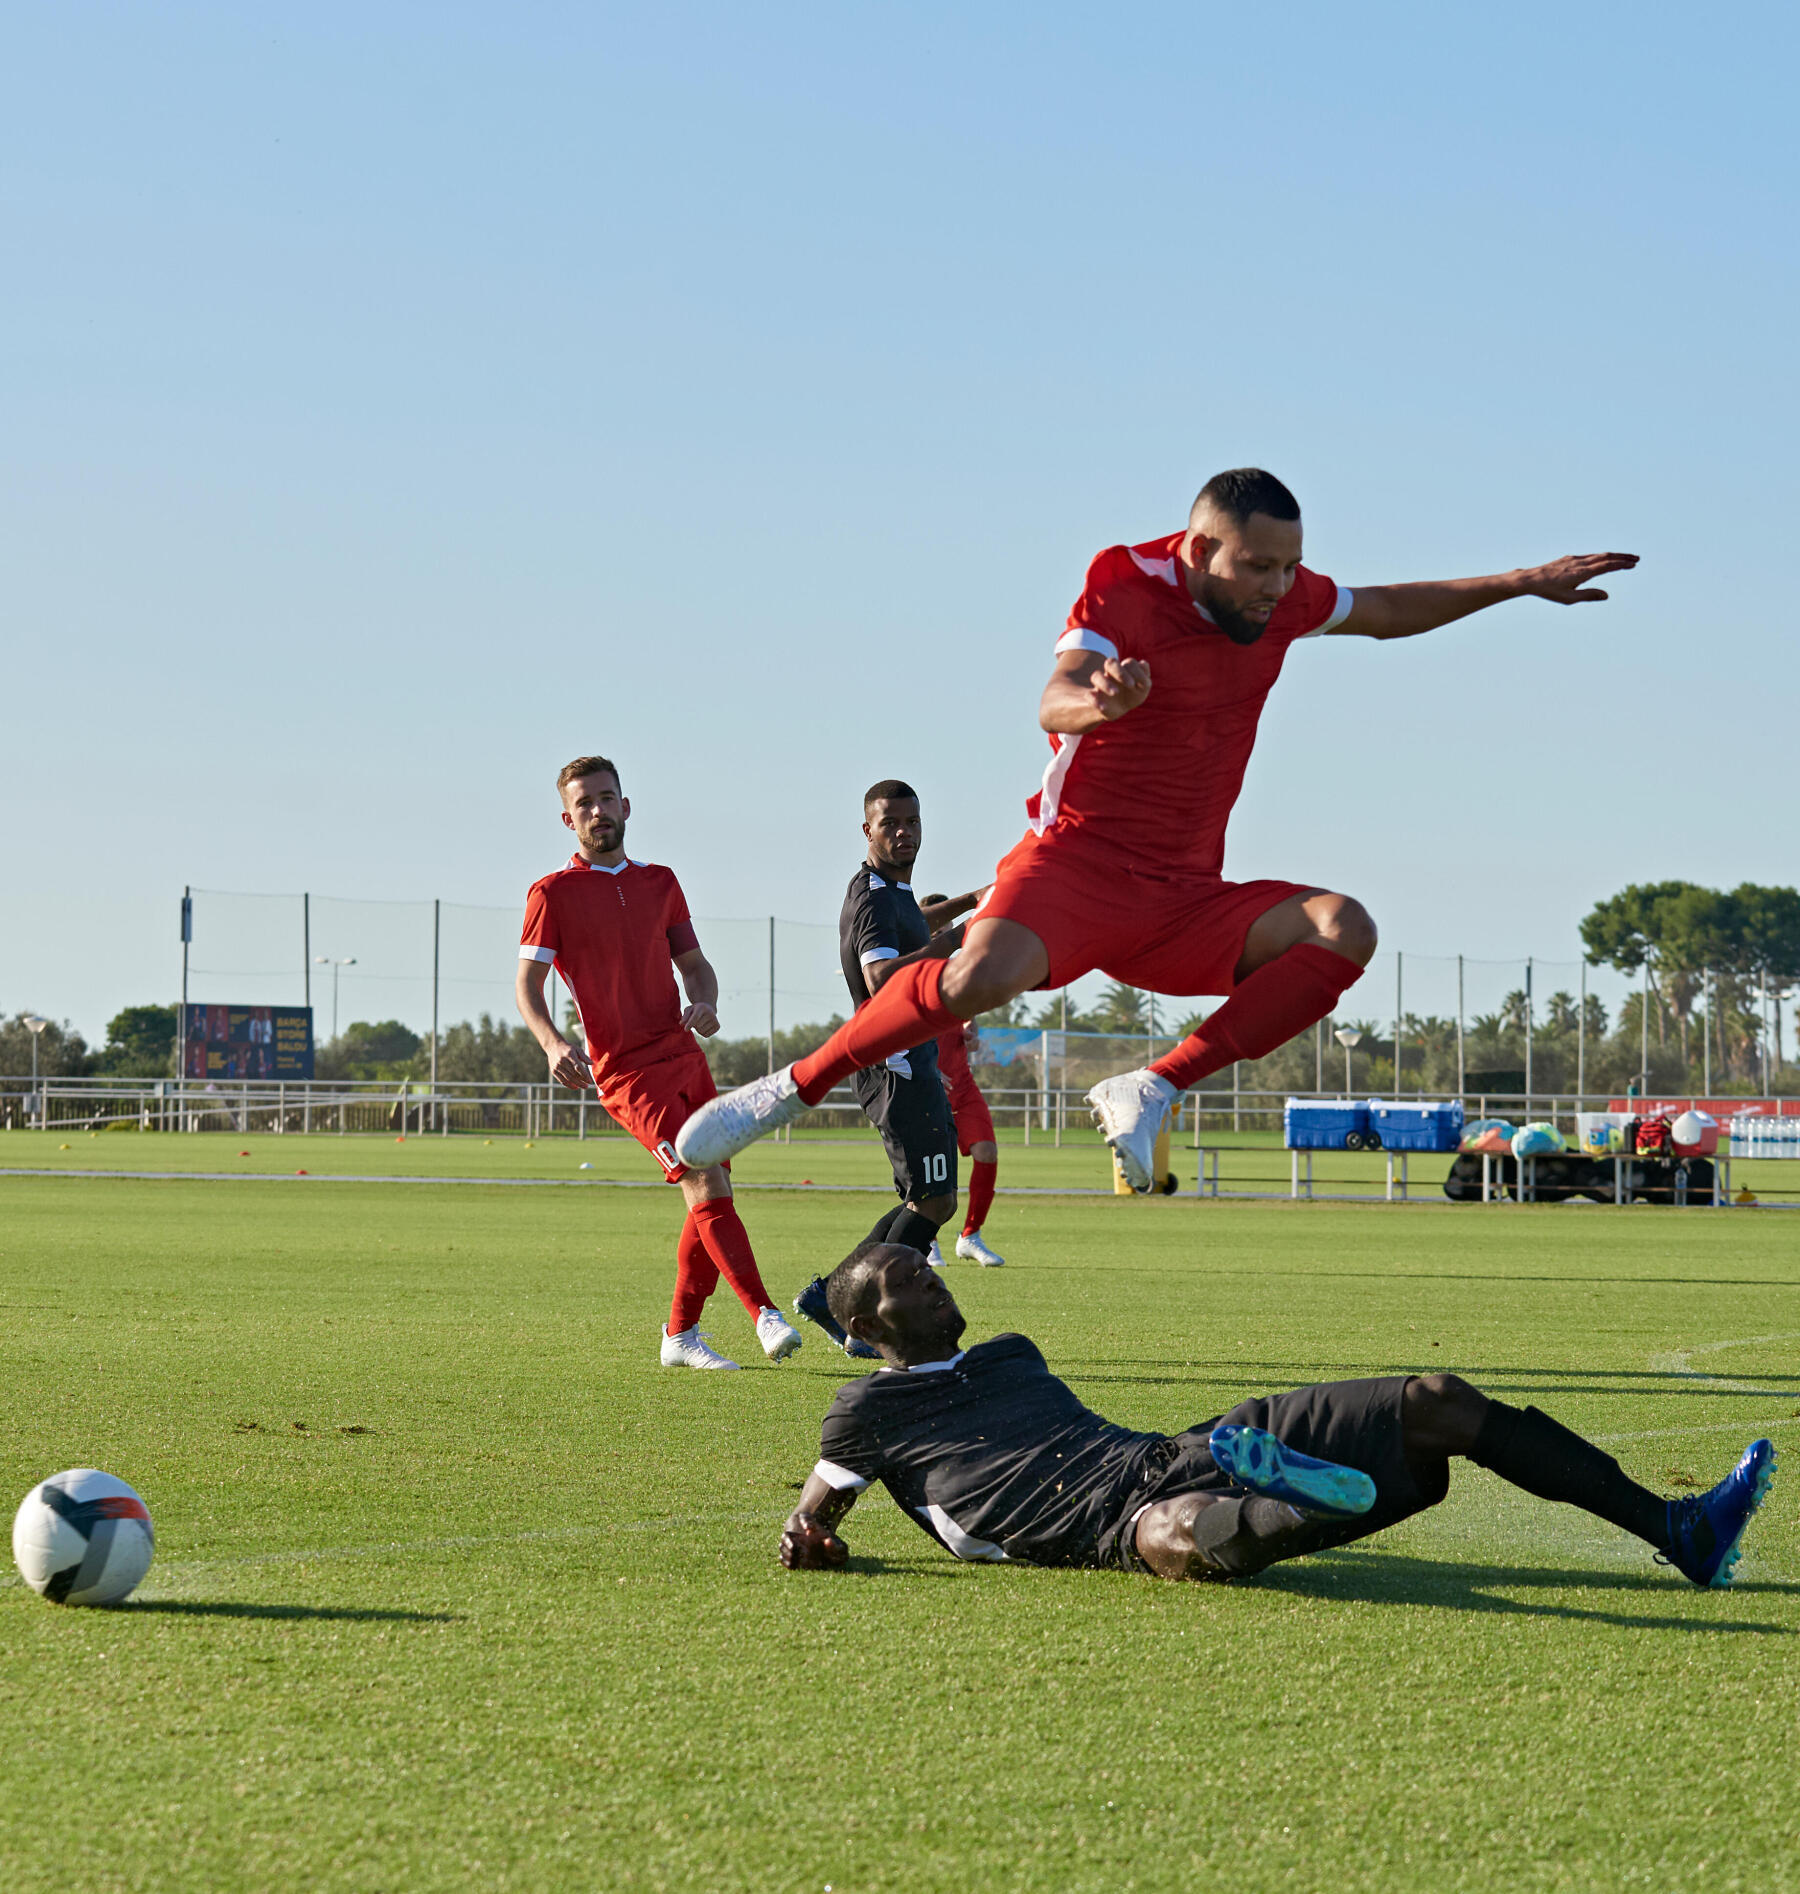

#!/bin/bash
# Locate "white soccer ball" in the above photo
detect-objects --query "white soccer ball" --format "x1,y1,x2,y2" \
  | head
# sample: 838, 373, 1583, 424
13, 1469, 155, 1606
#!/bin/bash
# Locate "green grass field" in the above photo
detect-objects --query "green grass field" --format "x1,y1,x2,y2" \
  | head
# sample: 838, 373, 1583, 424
4, 1140, 1799, 1891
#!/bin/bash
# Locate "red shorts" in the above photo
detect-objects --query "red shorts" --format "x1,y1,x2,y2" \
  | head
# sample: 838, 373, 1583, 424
945, 1082, 995, 1156
977, 827, 1314, 994
599, 1045, 718, 1182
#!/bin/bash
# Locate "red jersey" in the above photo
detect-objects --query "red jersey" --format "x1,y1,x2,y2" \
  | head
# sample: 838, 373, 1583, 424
934, 1022, 984, 1114
1026, 533, 1351, 876
518, 855, 702, 1093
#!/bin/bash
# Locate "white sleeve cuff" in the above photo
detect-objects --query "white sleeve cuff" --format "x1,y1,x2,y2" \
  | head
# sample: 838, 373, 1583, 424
860, 946, 900, 966
814, 1458, 871, 1493
519, 944, 557, 964
1055, 625, 1120, 661
1303, 586, 1355, 637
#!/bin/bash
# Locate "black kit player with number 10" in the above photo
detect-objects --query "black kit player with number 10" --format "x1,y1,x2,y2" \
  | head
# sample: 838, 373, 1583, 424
792, 780, 981, 1353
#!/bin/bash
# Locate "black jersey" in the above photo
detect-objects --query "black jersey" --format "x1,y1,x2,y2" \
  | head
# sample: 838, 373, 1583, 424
837, 862, 938, 1075
813, 1334, 1197, 1567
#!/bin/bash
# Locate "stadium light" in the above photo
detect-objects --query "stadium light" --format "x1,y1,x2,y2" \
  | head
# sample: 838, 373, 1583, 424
313, 957, 357, 1040
23, 1015, 48, 1125
1333, 1025, 1363, 1095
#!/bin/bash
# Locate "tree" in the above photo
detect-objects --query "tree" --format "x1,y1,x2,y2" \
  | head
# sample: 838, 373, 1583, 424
432, 1014, 548, 1085
314, 1019, 423, 1081
1091, 983, 1146, 1033
0, 1013, 93, 1076
96, 1004, 178, 1077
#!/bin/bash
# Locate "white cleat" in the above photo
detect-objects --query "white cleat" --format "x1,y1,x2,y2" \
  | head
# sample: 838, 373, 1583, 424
660, 1325, 740, 1370
756, 1306, 803, 1362
927, 1239, 946, 1269
955, 1230, 1006, 1267
1087, 1069, 1178, 1193
676, 1065, 808, 1168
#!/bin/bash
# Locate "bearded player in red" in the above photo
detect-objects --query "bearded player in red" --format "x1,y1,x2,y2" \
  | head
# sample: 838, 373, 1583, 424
518, 755, 803, 1370
678, 470, 1637, 1188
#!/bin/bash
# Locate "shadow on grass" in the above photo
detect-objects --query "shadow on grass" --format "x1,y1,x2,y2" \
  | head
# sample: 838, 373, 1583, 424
1254, 1552, 1799, 1631
125, 1600, 459, 1623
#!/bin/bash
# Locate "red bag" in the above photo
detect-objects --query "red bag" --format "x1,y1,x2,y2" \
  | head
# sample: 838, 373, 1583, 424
1635, 1116, 1672, 1155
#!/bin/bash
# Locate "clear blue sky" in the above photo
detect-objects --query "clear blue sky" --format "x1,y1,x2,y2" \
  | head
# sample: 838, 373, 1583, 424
5, 2, 1796, 1045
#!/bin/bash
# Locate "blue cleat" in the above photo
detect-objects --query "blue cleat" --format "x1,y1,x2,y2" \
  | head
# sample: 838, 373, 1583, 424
1208, 1423, 1377, 1519
793, 1277, 881, 1361
1661, 1439, 1777, 1588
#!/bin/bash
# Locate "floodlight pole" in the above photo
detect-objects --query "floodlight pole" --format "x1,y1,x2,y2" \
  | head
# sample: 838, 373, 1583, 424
179, 885, 192, 1112
1394, 952, 1403, 1100
1456, 954, 1466, 1101
1335, 1026, 1362, 1097
1578, 958, 1587, 1103
24, 1016, 47, 1124
1524, 958, 1533, 1112
314, 957, 356, 1040
767, 916, 776, 1077
431, 899, 440, 1096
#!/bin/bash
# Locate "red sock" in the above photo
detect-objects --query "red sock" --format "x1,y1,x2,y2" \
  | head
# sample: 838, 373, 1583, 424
791, 960, 962, 1105
962, 1158, 996, 1237
689, 1197, 772, 1317
1148, 942, 1364, 1092
669, 1211, 720, 1335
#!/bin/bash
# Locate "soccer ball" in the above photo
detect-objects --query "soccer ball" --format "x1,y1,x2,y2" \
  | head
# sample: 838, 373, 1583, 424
13, 1469, 155, 1606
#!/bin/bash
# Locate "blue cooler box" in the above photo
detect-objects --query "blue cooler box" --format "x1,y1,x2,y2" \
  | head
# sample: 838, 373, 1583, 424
1368, 1099, 1464, 1152
1284, 1099, 1371, 1150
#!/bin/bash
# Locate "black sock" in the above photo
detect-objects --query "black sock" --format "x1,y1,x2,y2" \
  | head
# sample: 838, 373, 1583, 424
884, 1207, 942, 1254
1470, 1402, 1669, 1548
1189, 1496, 1353, 1577
863, 1206, 907, 1248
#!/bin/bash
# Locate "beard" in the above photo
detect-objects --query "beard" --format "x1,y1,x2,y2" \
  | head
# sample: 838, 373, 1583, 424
584, 817, 624, 852
1198, 581, 1269, 646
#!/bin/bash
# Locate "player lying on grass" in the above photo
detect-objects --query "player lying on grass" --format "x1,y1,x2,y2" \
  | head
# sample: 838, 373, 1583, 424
680, 469, 1637, 1192
778, 1245, 1774, 1587
516, 754, 802, 1372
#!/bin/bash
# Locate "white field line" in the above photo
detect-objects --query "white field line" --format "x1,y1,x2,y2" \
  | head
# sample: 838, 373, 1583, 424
0, 1509, 788, 1595
0, 1167, 1115, 1197
1645, 1332, 1800, 1398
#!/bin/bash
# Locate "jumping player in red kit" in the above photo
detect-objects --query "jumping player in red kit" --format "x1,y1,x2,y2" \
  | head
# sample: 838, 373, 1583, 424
517, 755, 803, 1371
679, 470, 1637, 1186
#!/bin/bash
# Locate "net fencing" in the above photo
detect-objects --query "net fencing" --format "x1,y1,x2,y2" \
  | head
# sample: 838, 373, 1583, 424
183, 888, 1660, 1055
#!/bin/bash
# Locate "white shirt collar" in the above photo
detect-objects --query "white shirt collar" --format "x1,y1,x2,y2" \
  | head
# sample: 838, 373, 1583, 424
569, 853, 640, 876
881, 1350, 965, 1374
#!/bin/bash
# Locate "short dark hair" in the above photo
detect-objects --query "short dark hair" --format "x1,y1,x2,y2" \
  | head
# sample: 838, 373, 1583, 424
558, 754, 621, 794
824, 1243, 890, 1333
1190, 468, 1300, 530
863, 778, 918, 809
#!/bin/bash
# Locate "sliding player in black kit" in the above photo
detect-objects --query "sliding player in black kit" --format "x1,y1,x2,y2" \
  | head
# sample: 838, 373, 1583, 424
779, 1245, 1776, 1589
793, 780, 980, 1357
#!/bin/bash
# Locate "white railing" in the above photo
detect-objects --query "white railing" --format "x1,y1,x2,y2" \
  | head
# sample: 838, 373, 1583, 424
3, 1073, 1791, 1142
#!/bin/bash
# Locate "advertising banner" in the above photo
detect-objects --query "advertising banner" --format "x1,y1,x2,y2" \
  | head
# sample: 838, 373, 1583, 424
182, 1004, 315, 1080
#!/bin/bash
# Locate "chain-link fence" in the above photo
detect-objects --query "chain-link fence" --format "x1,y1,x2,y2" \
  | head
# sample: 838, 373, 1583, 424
163, 886, 1793, 1107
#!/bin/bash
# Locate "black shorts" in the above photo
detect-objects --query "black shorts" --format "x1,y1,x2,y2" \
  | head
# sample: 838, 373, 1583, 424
853, 1062, 959, 1204
1094, 1375, 1446, 1571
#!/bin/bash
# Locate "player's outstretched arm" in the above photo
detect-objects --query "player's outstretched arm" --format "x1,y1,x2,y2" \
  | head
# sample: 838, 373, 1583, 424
672, 947, 721, 1037
1335, 552, 1639, 641
516, 957, 593, 1090
1039, 650, 1152, 733
779, 1471, 857, 1570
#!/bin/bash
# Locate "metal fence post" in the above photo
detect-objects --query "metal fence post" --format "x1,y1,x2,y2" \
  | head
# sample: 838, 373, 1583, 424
1394, 951, 1404, 1099
1456, 954, 1465, 1099
768, 916, 776, 1076
1524, 957, 1534, 1113
431, 898, 440, 1132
